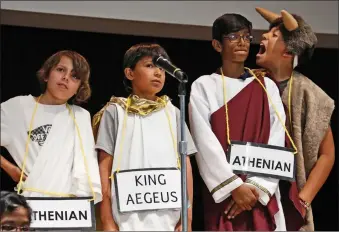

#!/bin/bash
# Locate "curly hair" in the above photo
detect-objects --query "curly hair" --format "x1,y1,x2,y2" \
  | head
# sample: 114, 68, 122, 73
36, 50, 91, 104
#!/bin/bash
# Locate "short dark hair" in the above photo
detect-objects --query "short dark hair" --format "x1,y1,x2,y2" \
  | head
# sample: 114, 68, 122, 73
0, 191, 32, 224
212, 13, 253, 42
122, 43, 170, 93
37, 50, 91, 104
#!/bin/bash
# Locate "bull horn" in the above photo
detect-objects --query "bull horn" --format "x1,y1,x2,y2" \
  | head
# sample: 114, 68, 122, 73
281, 10, 299, 31
255, 7, 280, 23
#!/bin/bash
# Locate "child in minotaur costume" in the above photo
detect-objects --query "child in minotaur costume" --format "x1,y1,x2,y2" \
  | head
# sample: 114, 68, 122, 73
93, 43, 196, 231
255, 8, 335, 231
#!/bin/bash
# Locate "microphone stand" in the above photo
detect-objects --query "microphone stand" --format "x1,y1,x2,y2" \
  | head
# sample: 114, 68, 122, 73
178, 78, 188, 232
155, 56, 189, 231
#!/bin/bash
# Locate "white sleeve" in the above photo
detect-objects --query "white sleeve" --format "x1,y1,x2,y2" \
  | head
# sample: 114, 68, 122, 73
1, 98, 15, 147
245, 78, 286, 205
189, 82, 243, 203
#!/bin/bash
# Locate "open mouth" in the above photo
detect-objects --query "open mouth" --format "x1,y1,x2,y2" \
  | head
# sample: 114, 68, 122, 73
258, 43, 266, 55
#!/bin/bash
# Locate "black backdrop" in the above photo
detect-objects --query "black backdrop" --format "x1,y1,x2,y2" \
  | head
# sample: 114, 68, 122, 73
1, 25, 338, 230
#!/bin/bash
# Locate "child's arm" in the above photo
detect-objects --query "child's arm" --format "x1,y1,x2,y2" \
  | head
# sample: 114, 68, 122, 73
0, 155, 26, 182
299, 127, 335, 205
175, 156, 193, 232
98, 150, 119, 231
94, 104, 119, 230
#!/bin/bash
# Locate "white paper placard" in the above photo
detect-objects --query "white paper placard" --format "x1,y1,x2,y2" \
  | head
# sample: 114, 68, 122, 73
227, 141, 296, 181
25, 197, 95, 230
114, 168, 182, 213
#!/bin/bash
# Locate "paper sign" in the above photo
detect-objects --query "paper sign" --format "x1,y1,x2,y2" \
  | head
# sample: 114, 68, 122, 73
227, 141, 296, 181
114, 168, 182, 213
26, 197, 95, 230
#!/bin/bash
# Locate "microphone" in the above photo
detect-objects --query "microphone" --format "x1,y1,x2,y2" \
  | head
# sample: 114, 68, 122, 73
153, 55, 188, 83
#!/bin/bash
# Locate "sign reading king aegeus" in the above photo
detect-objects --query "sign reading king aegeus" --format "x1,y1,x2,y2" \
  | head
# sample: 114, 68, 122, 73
114, 168, 182, 213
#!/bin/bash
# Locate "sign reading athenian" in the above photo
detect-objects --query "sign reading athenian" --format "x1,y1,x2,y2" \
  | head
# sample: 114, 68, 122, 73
26, 197, 95, 230
114, 168, 181, 213
227, 141, 296, 181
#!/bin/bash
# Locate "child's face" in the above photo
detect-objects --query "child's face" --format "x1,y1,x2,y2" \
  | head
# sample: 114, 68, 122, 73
0, 207, 30, 231
215, 28, 251, 63
256, 26, 290, 69
126, 56, 165, 97
45, 56, 81, 103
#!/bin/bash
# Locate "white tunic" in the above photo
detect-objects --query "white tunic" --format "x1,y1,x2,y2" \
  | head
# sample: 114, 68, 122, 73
189, 73, 287, 230
1, 95, 102, 203
95, 100, 197, 231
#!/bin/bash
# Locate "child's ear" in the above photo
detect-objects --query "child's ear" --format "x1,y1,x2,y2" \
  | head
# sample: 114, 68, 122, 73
282, 49, 294, 58
212, 39, 223, 53
124, 68, 134, 81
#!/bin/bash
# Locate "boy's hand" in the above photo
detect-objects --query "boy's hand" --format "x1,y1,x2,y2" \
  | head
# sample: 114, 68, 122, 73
9, 166, 26, 183
102, 220, 119, 232
230, 184, 259, 211
224, 200, 245, 219
175, 211, 192, 232
175, 220, 192, 232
